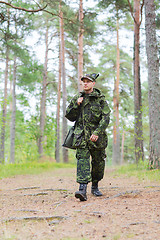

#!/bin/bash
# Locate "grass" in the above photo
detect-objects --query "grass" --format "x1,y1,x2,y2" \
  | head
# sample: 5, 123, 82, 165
0, 161, 76, 179
114, 161, 160, 182
0, 160, 159, 183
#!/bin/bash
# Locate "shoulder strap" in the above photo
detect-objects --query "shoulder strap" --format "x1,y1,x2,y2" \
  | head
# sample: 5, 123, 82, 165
81, 104, 85, 132
74, 106, 81, 129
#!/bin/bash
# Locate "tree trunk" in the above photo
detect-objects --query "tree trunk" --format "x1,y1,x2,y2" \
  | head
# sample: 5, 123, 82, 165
10, 56, 17, 164
55, 42, 62, 163
38, 23, 49, 157
78, 0, 84, 92
121, 131, 125, 165
133, 0, 144, 164
112, 16, 120, 165
9, 65, 13, 111
0, 9, 10, 163
145, 0, 160, 169
60, 2, 68, 163
0, 46, 9, 164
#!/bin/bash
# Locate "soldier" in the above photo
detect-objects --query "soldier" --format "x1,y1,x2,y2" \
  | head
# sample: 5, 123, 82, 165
65, 73, 111, 201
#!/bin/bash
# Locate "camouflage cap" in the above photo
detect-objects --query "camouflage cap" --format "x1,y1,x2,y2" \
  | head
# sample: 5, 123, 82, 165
81, 73, 99, 82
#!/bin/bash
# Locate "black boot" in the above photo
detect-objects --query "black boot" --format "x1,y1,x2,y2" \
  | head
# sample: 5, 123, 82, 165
91, 182, 103, 197
75, 183, 87, 201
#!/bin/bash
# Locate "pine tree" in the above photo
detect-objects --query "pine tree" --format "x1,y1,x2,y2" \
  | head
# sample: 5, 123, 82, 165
78, 0, 84, 92
98, 0, 132, 164
127, 0, 144, 164
60, 1, 68, 163
145, 0, 160, 169
0, 7, 10, 163
38, 19, 49, 157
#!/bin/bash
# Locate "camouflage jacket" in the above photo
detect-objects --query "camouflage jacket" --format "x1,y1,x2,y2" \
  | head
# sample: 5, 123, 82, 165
65, 88, 111, 149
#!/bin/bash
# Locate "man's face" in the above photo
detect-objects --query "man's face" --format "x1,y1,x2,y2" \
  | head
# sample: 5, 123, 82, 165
82, 78, 95, 93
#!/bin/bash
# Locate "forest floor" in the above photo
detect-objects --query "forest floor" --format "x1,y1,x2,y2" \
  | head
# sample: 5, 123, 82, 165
0, 167, 160, 240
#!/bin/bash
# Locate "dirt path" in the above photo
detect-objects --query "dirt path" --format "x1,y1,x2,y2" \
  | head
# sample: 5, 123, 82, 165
0, 168, 160, 240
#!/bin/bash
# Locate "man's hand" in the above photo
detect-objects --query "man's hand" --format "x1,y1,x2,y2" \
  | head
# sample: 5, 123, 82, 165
90, 134, 99, 142
77, 97, 83, 105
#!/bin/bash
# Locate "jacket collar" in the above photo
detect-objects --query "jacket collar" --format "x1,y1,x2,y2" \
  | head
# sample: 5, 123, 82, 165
80, 88, 101, 98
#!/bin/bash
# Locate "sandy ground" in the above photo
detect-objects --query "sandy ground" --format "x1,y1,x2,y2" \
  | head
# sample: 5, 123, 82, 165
0, 167, 160, 240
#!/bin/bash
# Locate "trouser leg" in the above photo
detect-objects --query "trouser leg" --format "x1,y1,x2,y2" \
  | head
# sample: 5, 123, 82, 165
90, 149, 106, 197
76, 148, 92, 184
90, 148, 106, 184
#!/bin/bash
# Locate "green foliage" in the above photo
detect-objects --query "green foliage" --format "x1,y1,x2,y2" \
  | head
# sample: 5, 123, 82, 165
63, 3, 79, 36
43, 115, 56, 156
97, 0, 131, 15
0, 1, 35, 52
83, 9, 98, 42
17, 56, 43, 92
1, 108, 56, 163
156, 13, 160, 28
15, 136, 39, 163
13, 112, 56, 162
15, 119, 39, 163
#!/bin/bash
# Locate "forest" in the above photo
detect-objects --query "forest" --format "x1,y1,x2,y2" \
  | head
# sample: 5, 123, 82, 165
0, 0, 160, 168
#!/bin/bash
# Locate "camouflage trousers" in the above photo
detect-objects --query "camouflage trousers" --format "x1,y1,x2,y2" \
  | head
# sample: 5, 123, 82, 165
76, 147, 106, 184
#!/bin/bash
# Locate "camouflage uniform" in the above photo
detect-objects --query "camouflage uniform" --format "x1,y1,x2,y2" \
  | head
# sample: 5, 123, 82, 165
65, 88, 110, 184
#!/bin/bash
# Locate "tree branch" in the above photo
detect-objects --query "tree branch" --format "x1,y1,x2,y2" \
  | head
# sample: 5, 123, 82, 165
46, 81, 57, 86
127, 0, 136, 23
0, 1, 76, 25
0, 1, 47, 12
127, 0, 144, 26
43, 8, 76, 24
140, 0, 144, 25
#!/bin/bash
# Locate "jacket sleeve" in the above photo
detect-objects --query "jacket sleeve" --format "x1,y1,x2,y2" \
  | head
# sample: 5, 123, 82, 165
93, 99, 111, 136
65, 95, 80, 122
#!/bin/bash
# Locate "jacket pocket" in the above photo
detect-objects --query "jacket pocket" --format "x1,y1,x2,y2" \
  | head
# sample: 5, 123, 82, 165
72, 129, 85, 147
90, 105, 102, 122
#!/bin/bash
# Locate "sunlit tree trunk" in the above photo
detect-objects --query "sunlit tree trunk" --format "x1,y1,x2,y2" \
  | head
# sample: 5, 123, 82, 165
0, 8, 10, 164
60, 2, 68, 163
133, 0, 144, 163
78, 0, 84, 92
38, 22, 49, 157
112, 16, 120, 165
145, 0, 160, 169
10, 56, 17, 164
